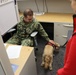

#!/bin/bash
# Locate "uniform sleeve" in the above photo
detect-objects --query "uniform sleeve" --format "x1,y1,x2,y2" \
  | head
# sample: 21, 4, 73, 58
16, 22, 25, 37
16, 15, 24, 36
36, 22, 50, 41
57, 35, 76, 75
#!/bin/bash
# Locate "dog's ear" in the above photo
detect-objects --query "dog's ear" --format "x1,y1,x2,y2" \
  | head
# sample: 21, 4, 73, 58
55, 43, 60, 49
55, 43, 60, 47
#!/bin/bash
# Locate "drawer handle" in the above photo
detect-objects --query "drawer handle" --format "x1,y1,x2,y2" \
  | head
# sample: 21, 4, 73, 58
62, 35, 67, 38
63, 24, 73, 27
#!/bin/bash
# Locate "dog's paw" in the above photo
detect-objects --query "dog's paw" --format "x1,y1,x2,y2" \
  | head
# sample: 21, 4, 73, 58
49, 67, 52, 70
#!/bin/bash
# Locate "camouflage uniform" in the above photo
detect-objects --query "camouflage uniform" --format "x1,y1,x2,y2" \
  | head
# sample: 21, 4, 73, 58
7, 16, 50, 46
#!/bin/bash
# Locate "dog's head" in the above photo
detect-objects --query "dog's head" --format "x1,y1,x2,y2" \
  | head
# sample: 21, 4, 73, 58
54, 43, 60, 52
44, 55, 51, 69
47, 42, 60, 50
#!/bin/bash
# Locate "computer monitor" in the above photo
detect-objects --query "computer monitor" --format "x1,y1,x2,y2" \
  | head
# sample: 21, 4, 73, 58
0, 32, 14, 75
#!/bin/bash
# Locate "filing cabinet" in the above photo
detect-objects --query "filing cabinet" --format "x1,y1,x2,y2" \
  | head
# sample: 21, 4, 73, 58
54, 22, 73, 45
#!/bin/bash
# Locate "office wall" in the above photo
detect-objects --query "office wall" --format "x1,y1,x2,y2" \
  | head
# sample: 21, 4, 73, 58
17, 0, 73, 13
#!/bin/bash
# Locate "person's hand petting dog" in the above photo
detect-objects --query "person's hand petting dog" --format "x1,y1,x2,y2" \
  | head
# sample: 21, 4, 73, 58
49, 40, 56, 46
49, 40, 60, 49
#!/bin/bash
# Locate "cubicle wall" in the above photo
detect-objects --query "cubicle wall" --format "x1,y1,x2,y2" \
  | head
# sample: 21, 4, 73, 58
0, 32, 14, 75
0, 0, 18, 35
17, 0, 73, 13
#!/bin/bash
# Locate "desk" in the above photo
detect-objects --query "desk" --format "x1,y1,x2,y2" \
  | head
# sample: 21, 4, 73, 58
35, 13, 73, 23
5, 44, 37, 75
20, 12, 73, 23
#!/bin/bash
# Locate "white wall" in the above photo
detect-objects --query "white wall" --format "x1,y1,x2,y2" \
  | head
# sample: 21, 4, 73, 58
17, 0, 73, 13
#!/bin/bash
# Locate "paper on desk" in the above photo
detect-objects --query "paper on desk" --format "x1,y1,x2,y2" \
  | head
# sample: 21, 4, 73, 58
6, 45, 22, 59
11, 64, 18, 72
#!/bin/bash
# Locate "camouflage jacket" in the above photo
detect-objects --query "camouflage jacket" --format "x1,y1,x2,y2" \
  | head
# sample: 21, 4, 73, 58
16, 16, 50, 41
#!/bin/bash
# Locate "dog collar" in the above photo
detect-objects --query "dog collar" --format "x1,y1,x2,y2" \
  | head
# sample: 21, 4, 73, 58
47, 42, 56, 48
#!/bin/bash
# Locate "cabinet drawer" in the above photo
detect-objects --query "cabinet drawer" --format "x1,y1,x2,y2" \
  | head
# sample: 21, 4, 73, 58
54, 22, 73, 45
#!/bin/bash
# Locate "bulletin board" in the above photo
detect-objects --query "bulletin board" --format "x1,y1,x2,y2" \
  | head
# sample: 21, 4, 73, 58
0, 0, 18, 35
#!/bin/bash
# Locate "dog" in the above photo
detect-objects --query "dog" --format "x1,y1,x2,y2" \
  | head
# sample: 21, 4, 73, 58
41, 42, 60, 70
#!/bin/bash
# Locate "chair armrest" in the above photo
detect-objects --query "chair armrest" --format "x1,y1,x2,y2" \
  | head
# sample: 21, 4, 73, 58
30, 31, 38, 37
7, 28, 16, 33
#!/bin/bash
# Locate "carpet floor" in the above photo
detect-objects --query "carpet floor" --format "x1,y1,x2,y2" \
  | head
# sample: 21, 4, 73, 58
36, 37, 65, 75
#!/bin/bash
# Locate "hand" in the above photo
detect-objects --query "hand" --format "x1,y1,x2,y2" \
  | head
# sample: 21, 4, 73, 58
49, 40, 56, 45
49, 40, 60, 48
49, 40, 57, 46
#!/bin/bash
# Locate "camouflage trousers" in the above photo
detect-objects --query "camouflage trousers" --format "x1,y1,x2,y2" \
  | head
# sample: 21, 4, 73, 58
6, 34, 33, 46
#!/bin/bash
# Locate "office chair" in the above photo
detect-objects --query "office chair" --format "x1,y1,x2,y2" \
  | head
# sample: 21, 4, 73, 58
7, 28, 16, 36
7, 29, 38, 55
7, 29, 38, 61
30, 31, 38, 56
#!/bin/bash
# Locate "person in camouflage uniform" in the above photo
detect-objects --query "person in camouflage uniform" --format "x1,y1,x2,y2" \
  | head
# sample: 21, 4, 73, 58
7, 8, 56, 46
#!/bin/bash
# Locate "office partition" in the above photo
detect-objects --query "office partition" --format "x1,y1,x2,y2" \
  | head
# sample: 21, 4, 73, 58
0, 0, 18, 35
